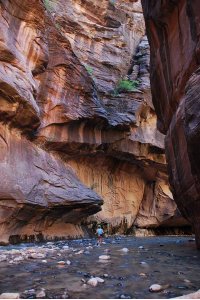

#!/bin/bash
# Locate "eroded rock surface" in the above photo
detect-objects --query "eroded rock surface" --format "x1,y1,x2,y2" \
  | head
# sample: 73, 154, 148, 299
0, 0, 188, 242
141, 0, 200, 246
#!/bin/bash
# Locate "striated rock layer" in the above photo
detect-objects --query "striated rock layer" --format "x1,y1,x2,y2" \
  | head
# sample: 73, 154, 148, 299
0, 0, 189, 243
141, 1, 200, 246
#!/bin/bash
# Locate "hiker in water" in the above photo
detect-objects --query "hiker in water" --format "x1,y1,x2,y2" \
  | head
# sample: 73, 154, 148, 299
96, 225, 104, 245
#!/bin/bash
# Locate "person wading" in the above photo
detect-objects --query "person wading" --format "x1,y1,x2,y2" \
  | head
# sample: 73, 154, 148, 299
96, 225, 104, 246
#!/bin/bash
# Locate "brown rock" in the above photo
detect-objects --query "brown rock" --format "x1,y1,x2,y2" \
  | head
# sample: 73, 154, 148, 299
0, 124, 102, 243
141, 0, 200, 246
0, 0, 188, 241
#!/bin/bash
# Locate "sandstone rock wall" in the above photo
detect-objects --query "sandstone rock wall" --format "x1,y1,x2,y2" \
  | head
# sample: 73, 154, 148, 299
141, 1, 200, 246
0, 0, 188, 243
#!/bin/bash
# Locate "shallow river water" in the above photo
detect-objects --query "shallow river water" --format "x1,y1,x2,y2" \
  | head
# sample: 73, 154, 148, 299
0, 236, 199, 299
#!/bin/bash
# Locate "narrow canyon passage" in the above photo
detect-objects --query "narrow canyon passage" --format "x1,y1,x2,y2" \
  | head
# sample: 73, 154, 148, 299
1, 0, 200, 298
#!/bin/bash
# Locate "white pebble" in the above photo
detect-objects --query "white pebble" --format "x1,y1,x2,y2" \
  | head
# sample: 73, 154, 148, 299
87, 278, 98, 287
57, 261, 66, 265
99, 255, 110, 260
95, 277, 104, 283
149, 284, 162, 292
0, 293, 20, 299
120, 248, 129, 253
42, 260, 47, 263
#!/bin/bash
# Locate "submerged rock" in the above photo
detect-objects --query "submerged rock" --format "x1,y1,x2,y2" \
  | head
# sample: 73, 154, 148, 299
0, 293, 20, 299
36, 289, 46, 298
87, 278, 98, 287
149, 284, 170, 292
99, 255, 110, 260
119, 248, 129, 253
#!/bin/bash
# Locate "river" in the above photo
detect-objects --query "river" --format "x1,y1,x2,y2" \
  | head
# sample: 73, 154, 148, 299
0, 236, 199, 299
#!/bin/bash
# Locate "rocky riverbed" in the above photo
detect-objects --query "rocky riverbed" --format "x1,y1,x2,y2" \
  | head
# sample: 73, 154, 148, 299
0, 236, 199, 299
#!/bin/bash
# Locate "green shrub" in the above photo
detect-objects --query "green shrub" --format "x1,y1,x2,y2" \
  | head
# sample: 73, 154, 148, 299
84, 64, 93, 76
44, 0, 55, 12
117, 79, 139, 92
112, 79, 139, 96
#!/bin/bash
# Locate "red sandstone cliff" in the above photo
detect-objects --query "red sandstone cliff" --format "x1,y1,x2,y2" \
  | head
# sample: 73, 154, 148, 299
0, 0, 188, 243
141, 0, 200, 246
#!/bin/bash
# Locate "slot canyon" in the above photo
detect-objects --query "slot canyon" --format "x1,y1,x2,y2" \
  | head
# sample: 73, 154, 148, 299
0, 0, 200, 299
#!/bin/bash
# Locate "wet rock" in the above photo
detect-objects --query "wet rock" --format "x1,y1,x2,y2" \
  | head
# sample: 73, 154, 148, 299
0, 293, 20, 299
63, 246, 69, 250
13, 256, 24, 262
149, 284, 162, 292
139, 273, 147, 277
87, 278, 98, 287
183, 279, 191, 284
61, 292, 69, 299
28, 253, 46, 259
172, 289, 200, 299
140, 261, 147, 265
83, 272, 91, 278
75, 250, 84, 255
99, 255, 110, 260
119, 294, 132, 299
149, 284, 169, 292
57, 261, 66, 265
119, 248, 129, 253
21, 289, 36, 298
95, 277, 104, 283
0, 254, 7, 262
36, 289, 46, 298
41, 260, 47, 263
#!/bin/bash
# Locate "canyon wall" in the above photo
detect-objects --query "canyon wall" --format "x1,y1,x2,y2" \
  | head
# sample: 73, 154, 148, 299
141, 0, 200, 246
0, 0, 188, 243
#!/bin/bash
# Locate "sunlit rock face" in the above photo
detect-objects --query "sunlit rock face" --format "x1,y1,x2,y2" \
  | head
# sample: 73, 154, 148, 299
0, 0, 188, 243
53, 0, 145, 94
141, 0, 200, 246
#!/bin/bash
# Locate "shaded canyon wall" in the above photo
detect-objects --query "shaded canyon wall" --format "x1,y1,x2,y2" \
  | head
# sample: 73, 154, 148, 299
141, 1, 200, 245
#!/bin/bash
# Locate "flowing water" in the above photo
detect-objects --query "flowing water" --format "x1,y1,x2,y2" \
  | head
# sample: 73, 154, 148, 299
0, 236, 199, 299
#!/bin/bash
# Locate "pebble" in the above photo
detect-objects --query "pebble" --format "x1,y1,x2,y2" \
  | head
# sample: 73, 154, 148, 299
41, 260, 47, 263
0, 254, 7, 262
95, 277, 104, 283
149, 284, 162, 292
149, 284, 169, 292
63, 246, 69, 250
66, 260, 71, 265
138, 246, 144, 249
36, 289, 46, 298
13, 256, 24, 262
61, 292, 69, 299
140, 261, 147, 265
0, 293, 20, 299
57, 261, 66, 265
28, 253, 46, 259
119, 294, 132, 299
184, 279, 191, 284
99, 255, 110, 260
75, 250, 84, 255
87, 278, 98, 287
119, 248, 129, 253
